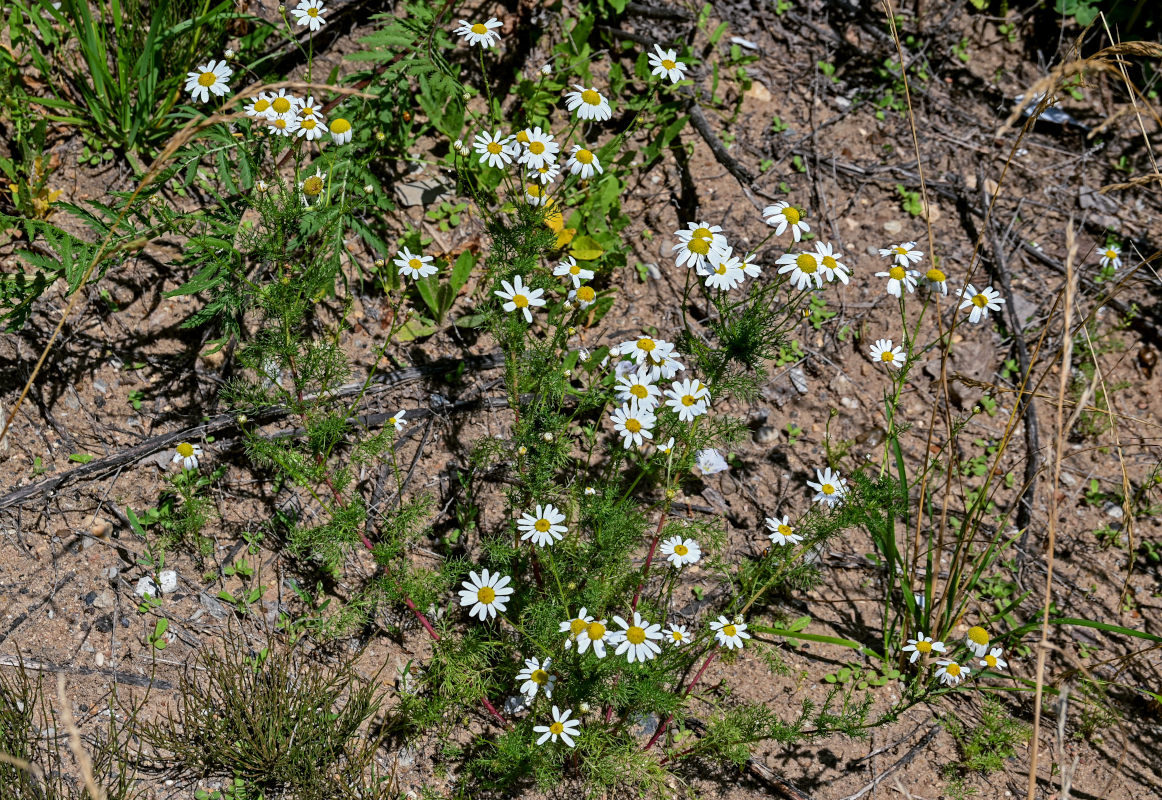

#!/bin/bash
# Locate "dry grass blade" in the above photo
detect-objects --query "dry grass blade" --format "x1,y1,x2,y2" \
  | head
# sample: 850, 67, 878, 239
55, 673, 106, 800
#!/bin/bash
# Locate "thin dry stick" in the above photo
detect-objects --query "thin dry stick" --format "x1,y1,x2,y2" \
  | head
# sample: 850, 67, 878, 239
55, 673, 105, 800
1027, 224, 1077, 800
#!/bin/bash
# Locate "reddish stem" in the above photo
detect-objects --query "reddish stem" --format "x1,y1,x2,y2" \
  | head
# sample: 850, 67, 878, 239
480, 694, 511, 728
402, 595, 441, 641
644, 650, 718, 752
631, 512, 668, 612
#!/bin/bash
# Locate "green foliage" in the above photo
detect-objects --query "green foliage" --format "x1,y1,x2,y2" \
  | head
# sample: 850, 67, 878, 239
944, 698, 1030, 774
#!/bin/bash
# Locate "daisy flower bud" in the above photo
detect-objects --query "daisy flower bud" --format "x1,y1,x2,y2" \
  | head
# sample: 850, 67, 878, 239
563, 369, 572, 378
375, 131, 385, 142
567, 327, 576, 335
540, 63, 552, 75
518, 446, 528, 455
374, 259, 385, 268
236, 414, 248, 424
578, 702, 590, 713
224, 48, 235, 59
542, 432, 554, 442
363, 185, 373, 194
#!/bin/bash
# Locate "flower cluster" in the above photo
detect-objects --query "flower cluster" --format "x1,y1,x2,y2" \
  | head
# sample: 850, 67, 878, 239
901, 625, 1009, 687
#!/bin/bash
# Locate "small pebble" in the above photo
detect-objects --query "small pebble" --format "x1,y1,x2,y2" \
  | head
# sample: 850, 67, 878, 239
134, 577, 159, 598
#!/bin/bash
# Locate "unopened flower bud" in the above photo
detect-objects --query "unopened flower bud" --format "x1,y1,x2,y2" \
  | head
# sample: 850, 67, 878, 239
578, 347, 590, 362
462, 91, 471, 101
563, 300, 574, 310
567, 326, 576, 335
374, 259, 385, 268
375, 131, 385, 142
277, 4, 285, 13
224, 48, 234, 59
363, 185, 374, 194
236, 414, 248, 424
608, 345, 621, 357
563, 369, 572, 378
518, 446, 528, 455
542, 432, 554, 442
578, 702, 591, 713
665, 488, 677, 499
540, 63, 552, 75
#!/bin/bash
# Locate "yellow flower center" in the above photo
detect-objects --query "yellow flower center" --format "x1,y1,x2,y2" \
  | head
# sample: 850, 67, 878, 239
569, 264, 580, 275
549, 721, 564, 735
272, 97, 291, 114
967, 626, 989, 645
715, 262, 728, 275
477, 586, 496, 604
796, 253, 818, 274
176, 442, 194, 458
307, 8, 318, 17
534, 518, 551, 532
575, 149, 594, 164
673, 544, 689, 556
581, 89, 601, 105
894, 245, 908, 255
945, 662, 961, 676
253, 99, 270, 112
662, 59, 676, 70
688, 238, 710, 255
197, 71, 217, 87
822, 483, 835, 495
777, 524, 792, 537
722, 624, 737, 637
626, 626, 646, 644
916, 640, 932, 653
471, 22, 488, 34
671, 631, 683, 641
515, 130, 530, 144
625, 418, 642, 433
782, 206, 800, 224
513, 293, 529, 308
408, 258, 422, 271
576, 286, 595, 303
681, 395, 697, 407
331, 118, 351, 133
692, 227, 713, 240
630, 385, 647, 399
637, 338, 656, 352
926, 268, 946, 282
984, 654, 997, 668
301, 118, 316, 130
822, 255, 838, 270
586, 621, 605, 640
272, 118, 287, 129
570, 618, 587, 636
388, 417, 398, 426
531, 669, 549, 685
526, 184, 543, 197
302, 176, 324, 196
529, 141, 545, 154
1105, 249, 1117, 259
487, 142, 503, 154
881, 351, 895, 362
972, 294, 988, 308
889, 266, 906, 280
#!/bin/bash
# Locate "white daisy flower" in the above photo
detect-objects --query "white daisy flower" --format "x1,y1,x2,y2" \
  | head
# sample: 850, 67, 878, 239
616, 371, 661, 411
266, 89, 300, 118
611, 402, 655, 449
764, 515, 803, 547
474, 130, 517, 169
878, 241, 925, 266
814, 241, 850, 285
517, 503, 568, 548
529, 162, 561, 184
172, 442, 203, 471
291, 0, 326, 32
554, 256, 594, 288
387, 409, 406, 432
577, 615, 611, 658
935, 660, 969, 686
901, 632, 946, 664
327, 116, 353, 144
517, 657, 556, 699
583, 486, 597, 495
922, 265, 948, 295
568, 285, 596, 309
776, 251, 824, 291
560, 608, 593, 650
695, 448, 728, 475
664, 378, 710, 422
1098, 243, 1121, 269
965, 626, 991, 658
705, 249, 746, 290
534, 706, 581, 747
672, 222, 727, 274
394, 247, 436, 280
517, 126, 559, 170
298, 168, 326, 206
979, 647, 1008, 672
288, 114, 325, 141
244, 92, 274, 118
457, 568, 514, 621
648, 44, 688, 83
657, 437, 675, 454
875, 264, 918, 297
297, 95, 326, 122
869, 338, 905, 370
763, 201, 809, 241
664, 624, 690, 646
454, 17, 503, 48
524, 182, 549, 206
495, 275, 546, 323
565, 85, 612, 122
659, 535, 701, 568
611, 612, 663, 663
959, 284, 1005, 324
267, 113, 298, 137
566, 145, 603, 179
739, 251, 762, 278
710, 615, 751, 650
185, 59, 231, 103
807, 467, 847, 507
